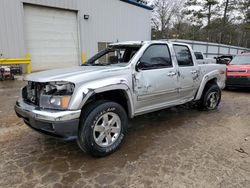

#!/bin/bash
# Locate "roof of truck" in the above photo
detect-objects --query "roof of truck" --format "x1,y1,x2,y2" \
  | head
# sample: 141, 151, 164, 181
109, 40, 192, 48
109, 40, 177, 46
109, 41, 145, 46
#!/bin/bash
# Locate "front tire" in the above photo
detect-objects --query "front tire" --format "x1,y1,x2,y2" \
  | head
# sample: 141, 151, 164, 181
77, 100, 128, 157
198, 83, 221, 111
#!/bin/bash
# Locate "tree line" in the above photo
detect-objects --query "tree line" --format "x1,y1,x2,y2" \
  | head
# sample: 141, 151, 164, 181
149, 0, 250, 48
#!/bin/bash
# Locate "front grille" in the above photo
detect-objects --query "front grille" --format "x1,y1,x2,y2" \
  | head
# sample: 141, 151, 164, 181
22, 82, 45, 106
228, 70, 247, 73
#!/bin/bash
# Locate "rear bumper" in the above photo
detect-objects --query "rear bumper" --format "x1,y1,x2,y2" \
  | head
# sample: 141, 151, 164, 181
15, 99, 81, 140
226, 76, 250, 88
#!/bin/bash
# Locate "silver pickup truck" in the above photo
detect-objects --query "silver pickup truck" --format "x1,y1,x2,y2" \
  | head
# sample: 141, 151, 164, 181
15, 41, 226, 157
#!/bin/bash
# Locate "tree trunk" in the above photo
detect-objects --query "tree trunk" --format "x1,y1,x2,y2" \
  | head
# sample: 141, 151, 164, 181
207, 5, 212, 41
221, 0, 230, 43
223, 0, 229, 23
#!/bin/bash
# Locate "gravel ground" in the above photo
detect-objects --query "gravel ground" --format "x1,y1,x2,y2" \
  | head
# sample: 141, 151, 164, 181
0, 80, 250, 188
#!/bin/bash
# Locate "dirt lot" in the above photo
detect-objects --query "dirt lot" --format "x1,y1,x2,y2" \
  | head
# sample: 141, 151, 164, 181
0, 80, 250, 188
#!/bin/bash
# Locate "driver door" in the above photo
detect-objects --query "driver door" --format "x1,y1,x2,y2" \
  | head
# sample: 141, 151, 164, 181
134, 44, 179, 114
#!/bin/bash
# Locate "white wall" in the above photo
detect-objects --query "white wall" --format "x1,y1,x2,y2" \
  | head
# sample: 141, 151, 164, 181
0, 0, 151, 60
79, 0, 151, 58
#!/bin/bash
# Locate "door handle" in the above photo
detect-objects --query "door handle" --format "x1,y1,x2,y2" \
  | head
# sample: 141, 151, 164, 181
167, 72, 177, 77
191, 70, 198, 74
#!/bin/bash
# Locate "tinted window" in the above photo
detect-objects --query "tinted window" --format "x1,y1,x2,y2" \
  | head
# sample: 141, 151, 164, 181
194, 52, 204, 60
174, 45, 194, 66
139, 45, 172, 70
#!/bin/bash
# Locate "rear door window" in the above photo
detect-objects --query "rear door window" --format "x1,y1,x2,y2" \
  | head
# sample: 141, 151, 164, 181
174, 45, 194, 67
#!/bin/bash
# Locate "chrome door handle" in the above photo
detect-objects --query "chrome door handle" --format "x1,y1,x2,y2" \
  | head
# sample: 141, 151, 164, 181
191, 70, 198, 74
167, 72, 177, 77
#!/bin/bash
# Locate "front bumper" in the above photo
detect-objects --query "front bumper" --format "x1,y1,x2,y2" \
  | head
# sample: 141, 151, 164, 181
15, 99, 81, 140
226, 76, 250, 88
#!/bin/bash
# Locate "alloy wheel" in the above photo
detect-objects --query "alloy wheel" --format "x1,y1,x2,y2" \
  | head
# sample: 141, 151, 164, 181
93, 112, 121, 147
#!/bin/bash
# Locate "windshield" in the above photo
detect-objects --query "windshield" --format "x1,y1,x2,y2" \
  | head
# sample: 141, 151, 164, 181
230, 55, 250, 65
85, 45, 141, 66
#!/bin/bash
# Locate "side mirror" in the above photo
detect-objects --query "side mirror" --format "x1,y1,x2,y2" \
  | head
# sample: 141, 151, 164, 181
135, 61, 141, 72
136, 60, 146, 71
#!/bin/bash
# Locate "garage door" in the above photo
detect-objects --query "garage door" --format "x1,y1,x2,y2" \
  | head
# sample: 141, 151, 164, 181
24, 5, 79, 71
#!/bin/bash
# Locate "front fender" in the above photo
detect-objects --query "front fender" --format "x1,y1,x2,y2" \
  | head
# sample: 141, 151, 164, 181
194, 70, 221, 101
68, 77, 134, 117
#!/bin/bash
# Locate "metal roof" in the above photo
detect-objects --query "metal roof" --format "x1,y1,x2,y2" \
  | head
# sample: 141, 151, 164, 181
120, 0, 153, 10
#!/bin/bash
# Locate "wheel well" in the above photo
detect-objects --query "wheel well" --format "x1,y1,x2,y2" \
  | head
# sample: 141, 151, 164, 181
195, 78, 218, 100
84, 90, 130, 116
206, 78, 217, 87
201, 78, 218, 97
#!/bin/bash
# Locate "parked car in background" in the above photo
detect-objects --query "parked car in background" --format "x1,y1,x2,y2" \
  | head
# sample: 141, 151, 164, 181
194, 52, 216, 64
15, 41, 226, 157
226, 53, 250, 88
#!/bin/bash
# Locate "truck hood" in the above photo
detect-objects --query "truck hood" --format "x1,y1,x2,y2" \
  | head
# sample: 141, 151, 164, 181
25, 65, 128, 83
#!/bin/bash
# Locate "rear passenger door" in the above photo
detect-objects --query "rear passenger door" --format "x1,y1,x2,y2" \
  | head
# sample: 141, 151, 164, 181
173, 45, 200, 99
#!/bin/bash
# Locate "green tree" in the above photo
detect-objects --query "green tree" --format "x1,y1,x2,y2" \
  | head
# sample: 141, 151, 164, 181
183, 0, 219, 41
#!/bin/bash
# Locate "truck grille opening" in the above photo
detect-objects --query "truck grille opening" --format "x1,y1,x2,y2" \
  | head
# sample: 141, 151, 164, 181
22, 82, 46, 106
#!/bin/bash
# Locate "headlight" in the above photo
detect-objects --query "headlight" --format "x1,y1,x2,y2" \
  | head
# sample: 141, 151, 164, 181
40, 95, 71, 109
39, 82, 74, 110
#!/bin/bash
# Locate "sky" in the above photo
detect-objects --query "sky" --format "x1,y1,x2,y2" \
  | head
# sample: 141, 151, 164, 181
148, 0, 224, 5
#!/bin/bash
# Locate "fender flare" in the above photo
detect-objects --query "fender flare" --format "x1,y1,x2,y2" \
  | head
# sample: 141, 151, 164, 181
194, 70, 220, 101
69, 78, 134, 118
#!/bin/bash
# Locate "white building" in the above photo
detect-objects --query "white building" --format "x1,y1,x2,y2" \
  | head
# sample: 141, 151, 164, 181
0, 0, 152, 71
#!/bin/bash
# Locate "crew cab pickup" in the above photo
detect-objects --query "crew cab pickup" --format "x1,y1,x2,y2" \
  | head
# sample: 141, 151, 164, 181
15, 41, 226, 157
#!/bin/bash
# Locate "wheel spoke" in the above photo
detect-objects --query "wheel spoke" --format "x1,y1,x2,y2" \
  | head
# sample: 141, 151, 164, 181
103, 114, 109, 125
106, 134, 112, 144
94, 125, 105, 132
96, 133, 105, 145
111, 127, 120, 133
214, 94, 218, 102
210, 97, 213, 104
109, 116, 118, 126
